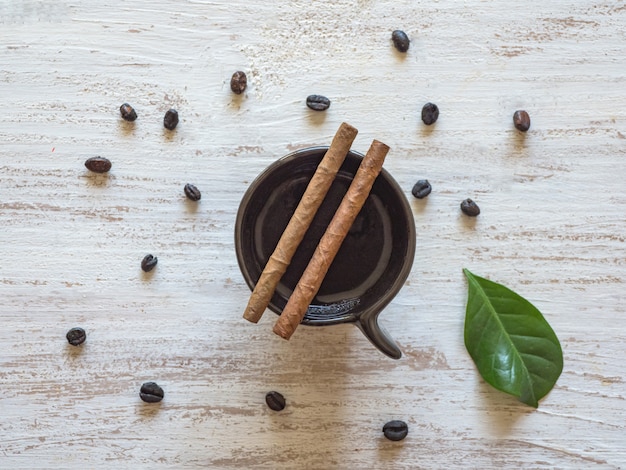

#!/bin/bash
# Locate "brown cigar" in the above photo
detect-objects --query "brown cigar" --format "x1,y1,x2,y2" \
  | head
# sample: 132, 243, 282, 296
242, 122, 358, 323
273, 139, 390, 340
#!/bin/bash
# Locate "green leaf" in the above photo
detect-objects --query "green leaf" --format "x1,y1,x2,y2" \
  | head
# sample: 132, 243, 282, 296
463, 269, 563, 408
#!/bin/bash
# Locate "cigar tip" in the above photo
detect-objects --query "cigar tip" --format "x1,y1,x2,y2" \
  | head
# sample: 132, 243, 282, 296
372, 139, 390, 149
339, 122, 358, 136
243, 308, 261, 323
272, 323, 293, 340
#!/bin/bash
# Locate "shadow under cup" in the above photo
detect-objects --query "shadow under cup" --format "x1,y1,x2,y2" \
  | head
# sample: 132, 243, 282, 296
235, 146, 416, 359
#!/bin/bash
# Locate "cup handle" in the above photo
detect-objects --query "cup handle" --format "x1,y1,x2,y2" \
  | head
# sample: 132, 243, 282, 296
355, 308, 402, 360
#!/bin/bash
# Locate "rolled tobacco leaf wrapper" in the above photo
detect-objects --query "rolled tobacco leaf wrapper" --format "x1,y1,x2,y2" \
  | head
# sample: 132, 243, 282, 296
273, 139, 390, 340
242, 122, 359, 323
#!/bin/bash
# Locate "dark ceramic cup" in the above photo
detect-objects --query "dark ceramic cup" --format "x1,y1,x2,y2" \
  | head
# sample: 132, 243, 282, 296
235, 146, 416, 359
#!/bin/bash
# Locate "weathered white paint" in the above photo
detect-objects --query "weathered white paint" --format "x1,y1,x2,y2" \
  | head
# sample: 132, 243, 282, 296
1, 0, 625, 468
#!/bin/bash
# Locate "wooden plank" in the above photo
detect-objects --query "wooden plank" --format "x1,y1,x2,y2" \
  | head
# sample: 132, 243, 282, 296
1, 0, 624, 468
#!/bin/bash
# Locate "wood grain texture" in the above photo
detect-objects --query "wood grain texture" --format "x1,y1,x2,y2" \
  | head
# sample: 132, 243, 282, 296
1, 0, 625, 468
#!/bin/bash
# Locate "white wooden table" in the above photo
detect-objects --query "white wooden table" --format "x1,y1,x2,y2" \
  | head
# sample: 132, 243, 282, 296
1, 1, 625, 468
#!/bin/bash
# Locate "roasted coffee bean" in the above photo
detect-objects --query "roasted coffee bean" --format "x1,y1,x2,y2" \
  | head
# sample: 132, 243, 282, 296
421, 102, 439, 125
411, 179, 432, 199
391, 30, 410, 53
141, 254, 158, 272
84, 156, 112, 173
383, 420, 408, 441
184, 183, 201, 201
140, 382, 164, 403
120, 103, 137, 122
163, 108, 179, 130
513, 110, 531, 132
306, 95, 331, 111
66, 327, 86, 346
230, 71, 247, 95
460, 198, 480, 217
265, 391, 286, 411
